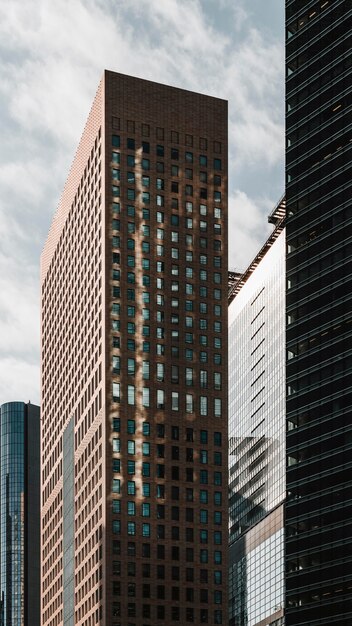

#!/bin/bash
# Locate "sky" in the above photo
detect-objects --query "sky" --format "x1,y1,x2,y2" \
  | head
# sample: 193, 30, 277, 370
0, 0, 284, 406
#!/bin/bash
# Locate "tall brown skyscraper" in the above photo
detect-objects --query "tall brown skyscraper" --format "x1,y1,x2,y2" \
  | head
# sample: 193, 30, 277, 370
41, 71, 228, 626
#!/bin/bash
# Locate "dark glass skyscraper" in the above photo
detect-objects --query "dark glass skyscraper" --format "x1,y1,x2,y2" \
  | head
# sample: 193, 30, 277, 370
286, 1, 352, 623
0, 401, 40, 626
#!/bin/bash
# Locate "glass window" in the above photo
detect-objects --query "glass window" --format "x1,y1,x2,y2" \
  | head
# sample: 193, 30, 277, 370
127, 501, 136, 515
143, 483, 150, 496
142, 388, 150, 407
128, 440, 135, 455
127, 460, 135, 475
112, 478, 120, 493
142, 503, 150, 517
127, 481, 135, 495
142, 442, 150, 456
113, 520, 121, 534
128, 385, 135, 405
127, 419, 135, 434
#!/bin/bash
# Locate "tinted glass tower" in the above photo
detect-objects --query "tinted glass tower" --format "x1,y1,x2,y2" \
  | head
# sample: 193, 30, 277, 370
286, 1, 352, 623
0, 401, 40, 626
41, 72, 228, 626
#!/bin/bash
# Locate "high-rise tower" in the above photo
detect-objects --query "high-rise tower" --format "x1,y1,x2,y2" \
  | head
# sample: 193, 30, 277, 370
41, 72, 228, 626
228, 199, 286, 626
0, 401, 40, 626
286, 1, 352, 623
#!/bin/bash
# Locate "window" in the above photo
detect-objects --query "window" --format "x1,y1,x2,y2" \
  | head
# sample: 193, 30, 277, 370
113, 520, 121, 534
112, 135, 120, 147
127, 460, 136, 476
127, 481, 135, 495
142, 158, 150, 170
214, 398, 222, 417
112, 382, 120, 402
186, 394, 194, 413
200, 396, 208, 416
127, 501, 136, 515
142, 523, 150, 537
157, 389, 164, 409
112, 417, 120, 432
112, 438, 120, 453
143, 482, 151, 496
112, 479, 120, 493
142, 388, 150, 407
171, 147, 179, 159
172, 392, 179, 411
127, 522, 136, 535
142, 462, 150, 477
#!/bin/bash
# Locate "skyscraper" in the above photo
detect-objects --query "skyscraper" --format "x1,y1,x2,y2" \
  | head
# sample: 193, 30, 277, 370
41, 71, 228, 626
0, 401, 40, 626
286, 1, 352, 623
228, 199, 286, 626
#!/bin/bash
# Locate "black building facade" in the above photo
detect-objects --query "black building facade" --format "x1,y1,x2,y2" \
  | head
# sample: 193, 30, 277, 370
285, 1, 352, 624
0, 402, 40, 626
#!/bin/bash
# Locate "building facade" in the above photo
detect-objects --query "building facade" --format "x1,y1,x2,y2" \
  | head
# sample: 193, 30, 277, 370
0, 401, 40, 626
228, 200, 286, 626
286, 1, 352, 623
41, 72, 228, 626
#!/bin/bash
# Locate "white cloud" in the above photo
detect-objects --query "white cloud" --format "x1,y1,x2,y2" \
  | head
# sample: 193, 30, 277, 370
228, 190, 273, 270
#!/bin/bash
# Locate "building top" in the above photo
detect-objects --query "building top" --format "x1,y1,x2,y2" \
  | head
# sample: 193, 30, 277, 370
228, 194, 286, 304
41, 70, 228, 280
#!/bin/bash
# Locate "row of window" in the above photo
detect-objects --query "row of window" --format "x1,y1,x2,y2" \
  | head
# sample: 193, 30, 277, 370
112, 603, 223, 624
111, 186, 222, 203
111, 420, 222, 442
111, 339, 223, 363
111, 385, 222, 415
112, 200, 222, 219
112, 169, 222, 188
111, 440, 223, 464
112, 576, 223, 599
112, 325, 222, 345
112, 135, 222, 170
112, 361, 222, 386
112, 468, 222, 489
111, 482, 222, 504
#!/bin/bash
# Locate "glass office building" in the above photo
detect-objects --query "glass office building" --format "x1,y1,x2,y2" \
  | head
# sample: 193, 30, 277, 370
0, 401, 40, 626
228, 200, 286, 626
286, 1, 352, 623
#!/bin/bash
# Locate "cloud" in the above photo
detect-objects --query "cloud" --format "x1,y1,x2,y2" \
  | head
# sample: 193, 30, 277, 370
228, 190, 273, 270
0, 0, 284, 404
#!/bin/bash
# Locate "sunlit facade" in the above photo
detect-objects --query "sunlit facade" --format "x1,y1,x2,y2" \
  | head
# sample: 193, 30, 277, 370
0, 401, 40, 626
228, 200, 285, 626
41, 71, 228, 626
